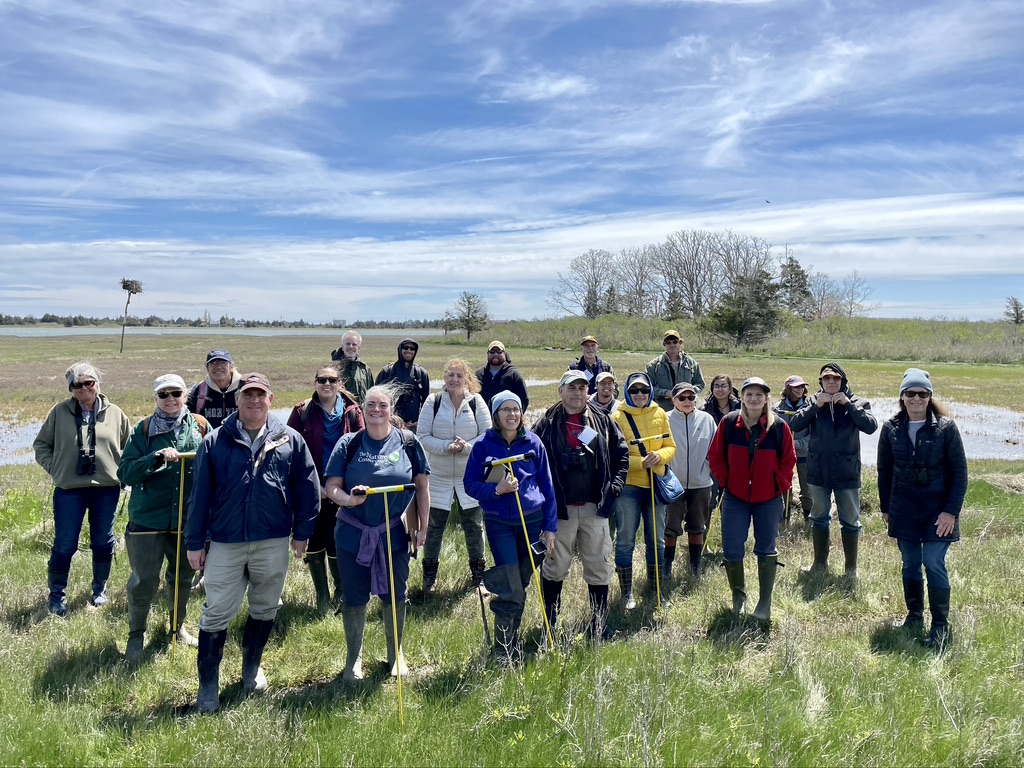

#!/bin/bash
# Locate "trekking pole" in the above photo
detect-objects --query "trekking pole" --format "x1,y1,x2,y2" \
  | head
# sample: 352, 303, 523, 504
355, 483, 415, 729
629, 434, 669, 608
170, 451, 197, 661
703, 492, 724, 558
486, 453, 556, 652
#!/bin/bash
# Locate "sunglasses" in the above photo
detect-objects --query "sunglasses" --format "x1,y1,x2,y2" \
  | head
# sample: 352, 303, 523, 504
157, 390, 184, 399
903, 390, 931, 399
628, 387, 651, 395
821, 375, 842, 381
71, 380, 97, 389
401, 345, 416, 351
675, 394, 696, 401
316, 376, 339, 385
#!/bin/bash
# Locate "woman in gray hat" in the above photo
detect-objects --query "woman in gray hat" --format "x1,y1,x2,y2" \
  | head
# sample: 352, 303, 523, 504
118, 374, 210, 660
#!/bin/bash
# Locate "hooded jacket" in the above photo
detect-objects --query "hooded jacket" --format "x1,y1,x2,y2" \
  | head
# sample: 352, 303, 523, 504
184, 412, 320, 549
186, 371, 242, 428
34, 393, 132, 490
286, 390, 363, 480
774, 392, 811, 458
531, 401, 629, 519
475, 358, 530, 413
329, 351, 375, 403
567, 355, 613, 394
611, 372, 676, 488
877, 409, 967, 542
375, 338, 430, 425
788, 362, 878, 489
667, 407, 716, 489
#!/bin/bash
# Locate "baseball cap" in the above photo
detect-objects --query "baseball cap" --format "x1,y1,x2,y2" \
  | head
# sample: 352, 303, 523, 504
238, 372, 272, 393
595, 371, 615, 383
560, 370, 589, 387
663, 330, 681, 342
581, 335, 598, 345
206, 349, 233, 365
784, 375, 807, 389
487, 341, 505, 353
741, 377, 771, 394
671, 382, 698, 396
153, 373, 186, 393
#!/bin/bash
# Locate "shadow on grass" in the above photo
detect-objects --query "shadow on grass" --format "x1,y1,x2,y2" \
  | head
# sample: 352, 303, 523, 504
869, 622, 931, 656
33, 638, 126, 702
796, 568, 856, 601
410, 588, 469, 620
706, 608, 771, 650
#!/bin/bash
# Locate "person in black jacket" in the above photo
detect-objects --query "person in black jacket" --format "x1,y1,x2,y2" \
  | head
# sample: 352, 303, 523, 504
532, 371, 629, 641
877, 368, 967, 649
375, 338, 430, 430
475, 340, 530, 413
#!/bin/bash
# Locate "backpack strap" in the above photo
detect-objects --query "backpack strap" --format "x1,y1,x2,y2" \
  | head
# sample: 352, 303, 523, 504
193, 381, 209, 415
143, 413, 208, 440
298, 399, 313, 427
432, 392, 478, 419
344, 428, 420, 473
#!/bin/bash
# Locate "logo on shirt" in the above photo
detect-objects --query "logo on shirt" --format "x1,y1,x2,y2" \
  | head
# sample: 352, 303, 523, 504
388, 450, 401, 464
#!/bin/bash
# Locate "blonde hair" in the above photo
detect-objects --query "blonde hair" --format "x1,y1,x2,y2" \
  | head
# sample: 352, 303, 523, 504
442, 358, 481, 394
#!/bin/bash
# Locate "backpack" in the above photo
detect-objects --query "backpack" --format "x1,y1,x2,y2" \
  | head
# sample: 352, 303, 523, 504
344, 428, 419, 470
298, 398, 362, 434
431, 392, 479, 419
719, 411, 785, 461
192, 381, 209, 415
142, 413, 209, 441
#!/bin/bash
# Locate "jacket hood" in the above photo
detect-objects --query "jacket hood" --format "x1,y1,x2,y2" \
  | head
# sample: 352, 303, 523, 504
396, 338, 419, 365
622, 372, 657, 410
205, 370, 242, 394
818, 361, 851, 394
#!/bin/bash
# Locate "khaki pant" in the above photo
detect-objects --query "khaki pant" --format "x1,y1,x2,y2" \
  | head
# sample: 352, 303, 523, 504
198, 538, 290, 632
541, 502, 613, 585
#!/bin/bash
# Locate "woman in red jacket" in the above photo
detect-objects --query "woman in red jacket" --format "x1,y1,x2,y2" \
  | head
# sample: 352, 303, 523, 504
709, 377, 796, 624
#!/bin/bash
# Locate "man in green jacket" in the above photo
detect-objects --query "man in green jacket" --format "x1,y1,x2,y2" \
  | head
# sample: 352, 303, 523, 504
645, 330, 705, 411
330, 330, 375, 403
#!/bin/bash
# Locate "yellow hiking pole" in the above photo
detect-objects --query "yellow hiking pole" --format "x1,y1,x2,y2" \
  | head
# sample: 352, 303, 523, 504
171, 451, 196, 661
487, 453, 556, 652
629, 433, 669, 609
356, 482, 415, 729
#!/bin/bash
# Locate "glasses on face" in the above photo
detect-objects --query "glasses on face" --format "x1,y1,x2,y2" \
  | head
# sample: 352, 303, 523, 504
904, 390, 931, 399
498, 407, 521, 415
71, 380, 97, 390
821, 375, 842, 382
628, 387, 651, 395
401, 346, 416, 352
157, 390, 183, 399
675, 394, 696, 401
488, 349, 503, 355
663, 339, 680, 345
712, 383, 730, 390
316, 376, 339, 385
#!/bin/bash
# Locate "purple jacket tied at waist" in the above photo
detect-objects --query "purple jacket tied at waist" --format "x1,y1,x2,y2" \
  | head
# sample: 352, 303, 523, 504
336, 506, 403, 596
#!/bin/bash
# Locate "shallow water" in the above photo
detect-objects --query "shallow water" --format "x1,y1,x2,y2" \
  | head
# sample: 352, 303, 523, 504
4, 398, 1022, 468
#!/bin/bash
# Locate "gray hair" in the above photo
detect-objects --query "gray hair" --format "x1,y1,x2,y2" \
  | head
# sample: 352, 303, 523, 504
66, 362, 102, 389
342, 330, 363, 344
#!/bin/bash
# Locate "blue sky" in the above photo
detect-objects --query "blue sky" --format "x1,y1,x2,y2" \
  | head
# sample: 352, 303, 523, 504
1, 0, 1022, 322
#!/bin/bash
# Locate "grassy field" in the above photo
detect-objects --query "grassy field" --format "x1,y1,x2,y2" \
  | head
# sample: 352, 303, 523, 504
2, 330, 1024, 765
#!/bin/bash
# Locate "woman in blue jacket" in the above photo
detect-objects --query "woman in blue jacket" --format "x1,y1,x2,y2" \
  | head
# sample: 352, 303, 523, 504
465, 391, 557, 664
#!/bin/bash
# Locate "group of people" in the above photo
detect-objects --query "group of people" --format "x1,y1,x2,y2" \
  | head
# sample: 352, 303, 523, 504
30, 330, 968, 714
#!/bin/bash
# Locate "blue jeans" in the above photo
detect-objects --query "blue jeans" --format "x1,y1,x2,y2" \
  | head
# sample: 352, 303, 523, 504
484, 513, 542, 568
808, 485, 862, 534
49, 485, 120, 573
720, 492, 783, 562
897, 539, 951, 590
613, 484, 666, 568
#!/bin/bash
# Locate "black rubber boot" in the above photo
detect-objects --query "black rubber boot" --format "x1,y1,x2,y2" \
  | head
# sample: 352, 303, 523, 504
809, 527, 830, 574
305, 552, 333, 614
841, 530, 859, 580
724, 560, 747, 615
47, 566, 70, 618
750, 555, 778, 623
195, 629, 227, 714
541, 577, 563, 639
327, 555, 343, 607
91, 556, 112, 608
484, 563, 524, 666
688, 538, 704, 577
469, 558, 489, 596
341, 604, 367, 681
125, 604, 149, 662
241, 616, 275, 694
422, 558, 440, 594
901, 577, 925, 632
922, 587, 952, 649
588, 584, 612, 641
663, 536, 677, 581
616, 566, 635, 610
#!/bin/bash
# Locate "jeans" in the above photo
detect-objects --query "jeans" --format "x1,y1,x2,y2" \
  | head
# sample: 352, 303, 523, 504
484, 513, 542, 568
897, 539, 951, 590
808, 485, 862, 534
613, 484, 666, 568
423, 496, 485, 561
49, 485, 120, 573
720, 492, 783, 562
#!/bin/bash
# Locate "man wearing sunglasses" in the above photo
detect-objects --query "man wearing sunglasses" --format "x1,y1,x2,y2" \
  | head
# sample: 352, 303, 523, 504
375, 338, 430, 430
646, 330, 705, 411
789, 362, 878, 581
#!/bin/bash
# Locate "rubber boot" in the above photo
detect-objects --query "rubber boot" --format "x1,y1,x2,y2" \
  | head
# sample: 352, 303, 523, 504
588, 584, 612, 641
688, 534, 704, 577
647, 562, 669, 606
484, 563, 524, 665
541, 577, 563, 640
422, 559, 440, 594
922, 587, 952, 649
341, 604, 367, 681
809, 526, 830, 574
327, 555, 343, 607
724, 560, 747, 615
663, 536, 677, 582
470, 558, 489, 596
125, 604, 149, 662
91, 556, 112, 608
305, 552, 333, 614
616, 566, 636, 610
195, 629, 227, 714
47, 566, 69, 618
901, 577, 925, 632
841, 530, 859, 580
169, 584, 198, 648
750, 555, 778, 623
241, 616, 274, 694
382, 599, 408, 677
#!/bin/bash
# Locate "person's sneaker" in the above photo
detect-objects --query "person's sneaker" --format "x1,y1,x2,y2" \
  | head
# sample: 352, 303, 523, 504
90, 591, 109, 608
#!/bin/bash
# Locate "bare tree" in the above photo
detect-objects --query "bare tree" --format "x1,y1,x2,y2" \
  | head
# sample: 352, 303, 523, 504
546, 249, 614, 318
1004, 296, 1024, 325
659, 230, 720, 319
614, 245, 663, 318
840, 270, 877, 318
714, 231, 775, 297
451, 291, 489, 342
119, 278, 144, 353
808, 272, 843, 320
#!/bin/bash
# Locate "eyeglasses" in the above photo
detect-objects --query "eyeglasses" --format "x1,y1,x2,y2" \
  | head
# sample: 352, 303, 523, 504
316, 376, 339, 385
821, 375, 842, 381
71, 380, 97, 389
712, 383, 730, 390
488, 349, 503, 354
675, 394, 696, 401
157, 390, 184, 399
497, 407, 521, 415
628, 387, 651, 395
903, 390, 931, 399
401, 346, 416, 352
663, 339, 681, 345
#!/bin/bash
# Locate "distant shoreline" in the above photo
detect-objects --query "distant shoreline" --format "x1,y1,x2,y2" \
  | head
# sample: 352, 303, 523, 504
0, 326, 446, 338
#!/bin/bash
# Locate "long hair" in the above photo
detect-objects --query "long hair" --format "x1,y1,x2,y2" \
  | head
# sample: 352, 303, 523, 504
315, 361, 358, 404
442, 358, 481, 394
898, 395, 950, 419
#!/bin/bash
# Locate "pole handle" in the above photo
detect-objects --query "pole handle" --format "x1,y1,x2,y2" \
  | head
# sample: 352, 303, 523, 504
628, 433, 670, 446
354, 484, 416, 496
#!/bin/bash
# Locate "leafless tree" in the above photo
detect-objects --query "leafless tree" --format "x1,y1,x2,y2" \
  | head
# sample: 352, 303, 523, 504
546, 249, 615, 318
840, 269, 878, 318
808, 272, 843, 320
659, 230, 720, 319
1004, 296, 1024, 326
713, 231, 775, 298
615, 245, 663, 318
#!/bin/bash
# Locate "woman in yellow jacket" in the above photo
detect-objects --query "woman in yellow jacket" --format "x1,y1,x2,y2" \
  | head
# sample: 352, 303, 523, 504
612, 372, 676, 608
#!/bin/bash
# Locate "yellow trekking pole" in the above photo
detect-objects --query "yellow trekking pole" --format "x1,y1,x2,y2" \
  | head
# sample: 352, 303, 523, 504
171, 451, 197, 661
629, 433, 669, 609
487, 453, 556, 652
355, 483, 415, 729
